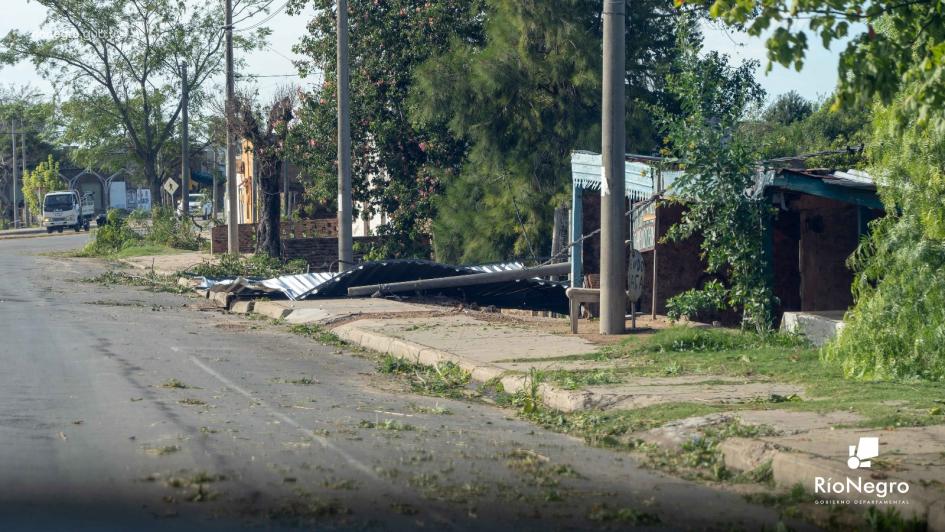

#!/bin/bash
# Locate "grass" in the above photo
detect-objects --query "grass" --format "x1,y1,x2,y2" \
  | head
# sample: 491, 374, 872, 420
288, 324, 346, 348
376, 355, 472, 399
536, 326, 945, 430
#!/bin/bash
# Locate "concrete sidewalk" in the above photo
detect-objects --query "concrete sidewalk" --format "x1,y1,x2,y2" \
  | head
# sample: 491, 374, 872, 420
209, 292, 945, 527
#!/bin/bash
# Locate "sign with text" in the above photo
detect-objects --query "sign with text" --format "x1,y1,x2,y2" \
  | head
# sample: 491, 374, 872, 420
631, 202, 656, 251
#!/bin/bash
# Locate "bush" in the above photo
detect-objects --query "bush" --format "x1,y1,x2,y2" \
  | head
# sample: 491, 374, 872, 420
82, 209, 143, 255
81, 207, 205, 257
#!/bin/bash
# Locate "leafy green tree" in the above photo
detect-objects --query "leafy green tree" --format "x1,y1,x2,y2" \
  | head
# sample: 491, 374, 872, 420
21, 155, 61, 215
707, 0, 945, 129
749, 94, 871, 168
823, 95, 945, 380
0, 86, 57, 222
416, 0, 696, 263
1, 0, 268, 202
287, 0, 484, 258
762, 91, 813, 126
655, 30, 774, 331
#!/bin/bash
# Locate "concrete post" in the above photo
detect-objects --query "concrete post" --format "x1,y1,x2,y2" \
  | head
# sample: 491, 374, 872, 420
225, 0, 239, 254
599, 0, 626, 334
180, 63, 190, 216
337, 0, 353, 272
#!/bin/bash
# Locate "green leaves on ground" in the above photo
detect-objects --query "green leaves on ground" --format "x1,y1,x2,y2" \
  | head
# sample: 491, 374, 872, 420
376, 355, 470, 398
189, 253, 306, 279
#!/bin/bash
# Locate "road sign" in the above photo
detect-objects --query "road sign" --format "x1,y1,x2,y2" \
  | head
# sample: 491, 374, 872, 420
163, 178, 179, 196
627, 249, 645, 301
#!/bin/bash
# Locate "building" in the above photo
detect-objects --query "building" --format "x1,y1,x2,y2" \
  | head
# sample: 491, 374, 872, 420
568, 152, 884, 324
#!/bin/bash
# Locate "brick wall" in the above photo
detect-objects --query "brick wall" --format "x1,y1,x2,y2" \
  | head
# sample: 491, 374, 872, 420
282, 236, 381, 272
211, 218, 339, 254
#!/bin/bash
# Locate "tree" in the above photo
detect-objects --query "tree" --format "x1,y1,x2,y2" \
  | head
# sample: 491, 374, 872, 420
654, 29, 774, 332
229, 91, 294, 258
21, 155, 61, 214
706, 0, 945, 129
824, 95, 945, 380
0, 86, 57, 222
287, 0, 484, 258
415, 0, 698, 263
763, 91, 813, 126
748, 94, 871, 168
1, 0, 268, 202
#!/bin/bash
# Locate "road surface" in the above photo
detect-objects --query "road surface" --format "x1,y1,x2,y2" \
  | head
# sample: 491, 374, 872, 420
0, 234, 808, 530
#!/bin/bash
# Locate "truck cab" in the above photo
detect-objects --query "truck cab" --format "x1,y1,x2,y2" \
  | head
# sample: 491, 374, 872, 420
43, 191, 93, 233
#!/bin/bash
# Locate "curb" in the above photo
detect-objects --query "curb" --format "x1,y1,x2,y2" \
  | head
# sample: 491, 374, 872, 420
720, 438, 943, 528
331, 321, 594, 413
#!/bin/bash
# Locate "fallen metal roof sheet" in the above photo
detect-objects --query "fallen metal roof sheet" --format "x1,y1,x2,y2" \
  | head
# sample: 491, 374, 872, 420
196, 260, 569, 313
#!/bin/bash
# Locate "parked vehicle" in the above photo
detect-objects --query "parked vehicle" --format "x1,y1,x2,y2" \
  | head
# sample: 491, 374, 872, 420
188, 193, 211, 220
42, 191, 94, 233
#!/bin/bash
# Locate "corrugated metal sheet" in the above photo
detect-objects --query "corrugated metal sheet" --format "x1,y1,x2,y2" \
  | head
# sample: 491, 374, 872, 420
571, 151, 683, 199
196, 260, 569, 313
571, 151, 655, 201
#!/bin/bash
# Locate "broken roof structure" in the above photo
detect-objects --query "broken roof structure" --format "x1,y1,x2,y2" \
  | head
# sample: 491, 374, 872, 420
196, 260, 570, 314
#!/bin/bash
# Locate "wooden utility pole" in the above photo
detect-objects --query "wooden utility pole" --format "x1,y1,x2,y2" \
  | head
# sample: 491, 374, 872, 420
336, 0, 353, 272
599, 0, 626, 334
180, 63, 191, 216
224, 0, 239, 254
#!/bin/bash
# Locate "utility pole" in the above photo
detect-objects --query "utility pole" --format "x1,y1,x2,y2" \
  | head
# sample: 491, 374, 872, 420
11, 118, 17, 228
211, 146, 218, 220
599, 0, 626, 335
180, 63, 191, 217
224, 0, 239, 254
336, 0, 353, 272
20, 119, 27, 225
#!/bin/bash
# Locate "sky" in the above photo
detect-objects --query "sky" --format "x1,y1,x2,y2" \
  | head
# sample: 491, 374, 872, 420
0, 2, 844, 107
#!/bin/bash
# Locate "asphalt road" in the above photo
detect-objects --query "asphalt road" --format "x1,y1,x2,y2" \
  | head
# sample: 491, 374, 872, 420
0, 234, 811, 531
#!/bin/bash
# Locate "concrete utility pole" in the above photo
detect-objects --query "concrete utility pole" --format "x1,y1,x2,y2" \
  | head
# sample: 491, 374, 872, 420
224, 0, 239, 254
180, 63, 191, 216
211, 146, 218, 220
336, 0, 353, 272
11, 118, 17, 228
20, 119, 27, 225
599, 0, 626, 335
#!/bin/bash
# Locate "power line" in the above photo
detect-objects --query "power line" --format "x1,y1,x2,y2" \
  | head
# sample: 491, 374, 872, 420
235, 73, 299, 78
232, 0, 276, 25
235, 0, 290, 32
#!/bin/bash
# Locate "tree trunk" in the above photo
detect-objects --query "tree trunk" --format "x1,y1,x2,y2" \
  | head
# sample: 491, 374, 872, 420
256, 157, 281, 258
144, 157, 162, 209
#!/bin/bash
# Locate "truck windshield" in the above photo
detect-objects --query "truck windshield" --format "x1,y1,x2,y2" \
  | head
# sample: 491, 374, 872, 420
44, 195, 74, 211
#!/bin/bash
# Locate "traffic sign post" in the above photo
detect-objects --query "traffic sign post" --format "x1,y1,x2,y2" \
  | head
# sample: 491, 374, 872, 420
163, 178, 179, 198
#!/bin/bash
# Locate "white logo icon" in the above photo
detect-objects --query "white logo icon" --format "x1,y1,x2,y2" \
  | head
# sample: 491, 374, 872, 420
848, 437, 879, 469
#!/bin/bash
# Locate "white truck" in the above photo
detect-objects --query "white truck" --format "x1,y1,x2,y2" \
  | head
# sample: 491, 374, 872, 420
42, 191, 94, 233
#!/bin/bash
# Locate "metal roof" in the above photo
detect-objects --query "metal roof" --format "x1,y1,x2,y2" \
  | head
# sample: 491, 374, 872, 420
196, 260, 569, 313
571, 151, 683, 200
